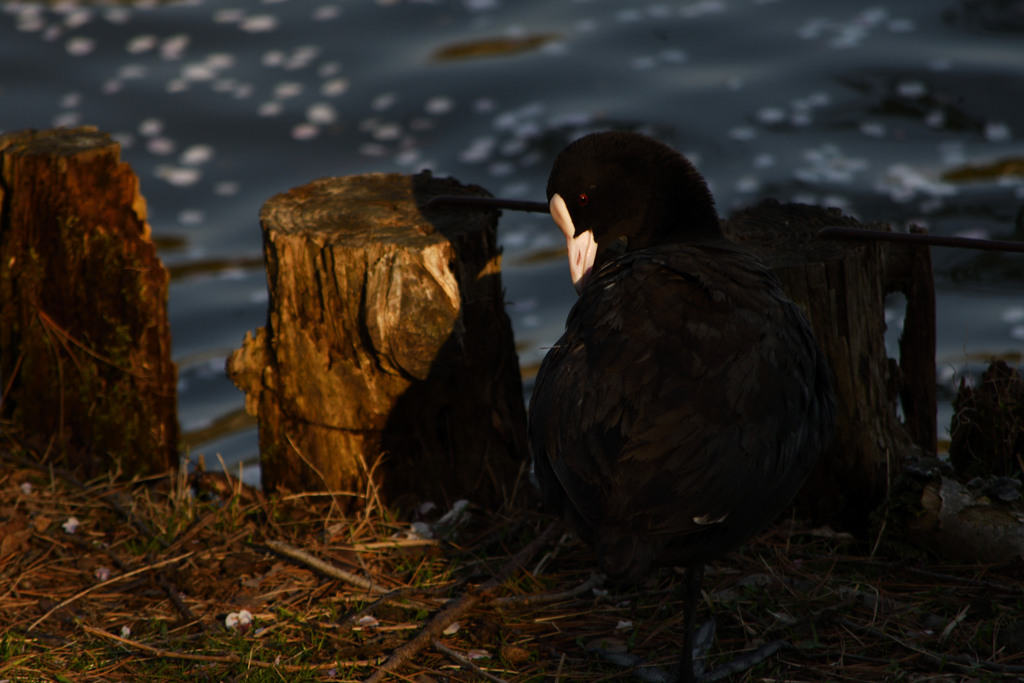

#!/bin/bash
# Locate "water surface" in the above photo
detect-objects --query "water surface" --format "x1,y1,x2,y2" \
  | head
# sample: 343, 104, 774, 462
2, 0, 1022, 484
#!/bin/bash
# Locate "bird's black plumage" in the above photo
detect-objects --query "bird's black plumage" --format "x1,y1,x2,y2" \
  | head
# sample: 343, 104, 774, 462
530, 131, 836, 681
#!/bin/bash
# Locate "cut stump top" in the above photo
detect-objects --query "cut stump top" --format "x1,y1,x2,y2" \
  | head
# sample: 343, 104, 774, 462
2, 127, 117, 159
260, 172, 498, 246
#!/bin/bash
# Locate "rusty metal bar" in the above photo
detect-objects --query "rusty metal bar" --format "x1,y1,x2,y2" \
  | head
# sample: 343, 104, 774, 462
426, 196, 1024, 253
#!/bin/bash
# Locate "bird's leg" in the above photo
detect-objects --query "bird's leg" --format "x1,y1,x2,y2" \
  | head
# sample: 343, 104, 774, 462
672, 566, 790, 683
668, 564, 704, 683
590, 564, 790, 683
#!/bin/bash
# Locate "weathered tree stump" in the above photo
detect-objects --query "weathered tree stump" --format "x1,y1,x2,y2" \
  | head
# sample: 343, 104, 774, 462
0, 127, 178, 476
724, 200, 936, 533
227, 172, 528, 512
949, 360, 1023, 479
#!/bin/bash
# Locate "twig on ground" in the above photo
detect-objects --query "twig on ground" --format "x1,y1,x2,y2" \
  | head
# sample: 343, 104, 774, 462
82, 624, 386, 671
61, 531, 195, 623
82, 624, 261, 666
1, 445, 166, 543
460, 516, 530, 557
341, 577, 477, 627
759, 596, 858, 638
432, 640, 511, 683
839, 617, 1024, 675
164, 510, 217, 554
587, 649, 670, 683
60, 531, 130, 571
490, 572, 606, 608
28, 551, 195, 632
793, 551, 1021, 592
265, 539, 389, 594
154, 572, 196, 623
362, 519, 564, 683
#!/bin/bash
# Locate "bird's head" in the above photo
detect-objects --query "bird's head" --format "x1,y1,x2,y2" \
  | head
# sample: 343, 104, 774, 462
546, 131, 721, 293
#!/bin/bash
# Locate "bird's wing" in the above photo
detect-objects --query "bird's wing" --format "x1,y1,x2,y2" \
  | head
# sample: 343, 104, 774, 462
529, 242, 830, 546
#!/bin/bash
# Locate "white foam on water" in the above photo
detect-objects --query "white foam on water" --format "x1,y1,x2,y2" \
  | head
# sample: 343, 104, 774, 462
155, 165, 202, 187
52, 112, 81, 127
756, 107, 786, 125
896, 80, 926, 99
160, 34, 190, 61
138, 118, 164, 137
239, 14, 278, 33
371, 92, 398, 111
178, 209, 205, 225
213, 8, 246, 24
321, 78, 349, 97
679, 0, 724, 18
488, 160, 515, 177
394, 149, 420, 166
257, 101, 284, 117
262, 49, 286, 67
180, 144, 215, 165
306, 102, 337, 124
214, 181, 240, 196
65, 36, 95, 56
285, 45, 320, 70
118, 64, 147, 79
372, 122, 402, 141
147, 137, 176, 155
359, 143, 388, 157
312, 5, 341, 21
424, 96, 454, 115
103, 8, 131, 24
1001, 308, 1024, 325
111, 132, 135, 148
473, 97, 497, 113
292, 123, 319, 140
64, 8, 92, 29
860, 121, 886, 138
318, 61, 342, 77
630, 55, 657, 70
459, 136, 496, 164
735, 175, 760, 193
273, 81, 304, 98
984, 122, 1011, 143
728, 126, 756, 141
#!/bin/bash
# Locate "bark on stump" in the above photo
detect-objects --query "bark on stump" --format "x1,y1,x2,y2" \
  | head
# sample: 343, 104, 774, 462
227, 172, 527, 512
724, 200, 936, 533
0, 127, 178, 476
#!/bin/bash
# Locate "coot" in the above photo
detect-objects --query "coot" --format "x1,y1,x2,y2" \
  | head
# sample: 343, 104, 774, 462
529, 131, 836, 682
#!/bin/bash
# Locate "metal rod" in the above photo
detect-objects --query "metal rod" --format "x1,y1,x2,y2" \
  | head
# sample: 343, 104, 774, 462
817, 227, 1024, 253
426, 196, 1024, 253
424, 196, 550, 213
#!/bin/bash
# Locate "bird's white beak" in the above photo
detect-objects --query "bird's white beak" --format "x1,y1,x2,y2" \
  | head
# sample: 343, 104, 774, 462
550, 193, 597, 295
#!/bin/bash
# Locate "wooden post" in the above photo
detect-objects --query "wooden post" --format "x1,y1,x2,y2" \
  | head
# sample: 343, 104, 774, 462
0, 127, 178, 476
725, 200, 936, 533
227, 171, 528, 512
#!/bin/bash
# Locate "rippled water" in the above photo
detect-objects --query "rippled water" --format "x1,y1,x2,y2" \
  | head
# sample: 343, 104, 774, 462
2, 0, 1022, 484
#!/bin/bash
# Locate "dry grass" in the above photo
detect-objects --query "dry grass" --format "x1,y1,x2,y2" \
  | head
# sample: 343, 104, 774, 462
1, 445, 1023, 683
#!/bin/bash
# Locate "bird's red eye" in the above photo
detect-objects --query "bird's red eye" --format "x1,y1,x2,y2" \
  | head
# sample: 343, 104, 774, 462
579, 193, 588, 206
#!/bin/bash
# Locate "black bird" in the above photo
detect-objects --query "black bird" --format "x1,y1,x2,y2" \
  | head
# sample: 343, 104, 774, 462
529, 131, 836, 682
